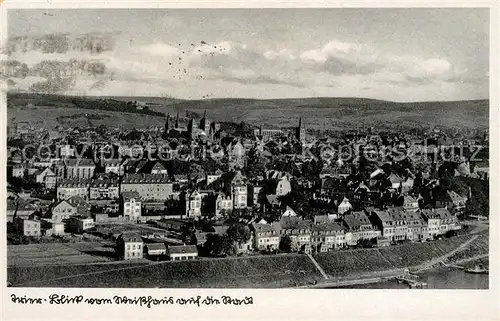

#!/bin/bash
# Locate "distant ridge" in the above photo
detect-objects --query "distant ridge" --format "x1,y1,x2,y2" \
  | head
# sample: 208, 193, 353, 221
7, 92, 489, 131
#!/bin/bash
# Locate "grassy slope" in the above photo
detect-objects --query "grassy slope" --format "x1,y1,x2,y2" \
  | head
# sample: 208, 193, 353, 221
7, 93, 489, 130
7, 233, 487, 288
8, 255, 321, 288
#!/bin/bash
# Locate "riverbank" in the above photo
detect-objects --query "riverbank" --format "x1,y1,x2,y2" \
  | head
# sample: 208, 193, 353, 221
8, 231, 488, 288
306, 231, 489, 289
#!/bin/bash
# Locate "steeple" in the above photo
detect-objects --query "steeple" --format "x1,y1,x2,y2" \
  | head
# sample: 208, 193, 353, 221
164, 113, 170, 132
296, 117, 305, 142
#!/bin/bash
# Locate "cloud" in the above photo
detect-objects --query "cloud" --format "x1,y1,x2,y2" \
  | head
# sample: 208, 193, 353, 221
136, 43, 181, 57
264, 49, 297, 61
300, 40, 385, 76
4, 33, 482, 100
215, 74, 306, 88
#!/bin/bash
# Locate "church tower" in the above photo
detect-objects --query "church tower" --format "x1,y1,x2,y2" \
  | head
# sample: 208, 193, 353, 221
200, 110, 210, 134
175, 111, 180, 129
188, 118, 197, 140
162, 113, 170, 139
165, 113, 170, 132
296, 117, 305, 142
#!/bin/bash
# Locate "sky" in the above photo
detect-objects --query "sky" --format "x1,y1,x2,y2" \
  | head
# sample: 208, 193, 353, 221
5, 8, 489, 101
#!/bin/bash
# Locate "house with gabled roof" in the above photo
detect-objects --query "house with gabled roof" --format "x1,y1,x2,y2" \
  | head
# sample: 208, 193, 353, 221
116, 233, 144, 260
365, 207, 396, 241
386, 207, 409, 242
279, 216, 312, 253
36, 167, 57, 189
251, 221, 280, 251
50, 199, 77, 223
311, 222, 346, 251
337, 197, 352, 214
342, 211, 380, 245
445, 190, 468, 214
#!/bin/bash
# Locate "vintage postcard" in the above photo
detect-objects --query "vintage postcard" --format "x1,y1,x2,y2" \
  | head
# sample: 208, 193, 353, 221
1, 1, 498, 320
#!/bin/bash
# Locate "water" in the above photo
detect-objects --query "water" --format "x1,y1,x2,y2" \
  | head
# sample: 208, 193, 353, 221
339, 267, 489, 289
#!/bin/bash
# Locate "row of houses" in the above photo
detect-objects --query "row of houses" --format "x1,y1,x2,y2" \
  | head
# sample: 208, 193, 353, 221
11, 215, 95, 238
251, 206, 461, 253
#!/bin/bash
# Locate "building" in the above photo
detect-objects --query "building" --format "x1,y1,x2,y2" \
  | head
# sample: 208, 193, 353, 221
14, 217, 41, 237
386, 207, 409, 242
56, 179, 90, 200
445, 190, 467, 215
421, 208, 460, 238
103, 159, 124, 176
167, 245, 198, 261
184, 190, 202, 218
274, 177, 292, 197
145, 243, 167, 258
121, 191, 142, 221
120, 174, 173, 201
255, 125, 283, 140
116, 233, 144, 260
58, 144, 75, 157
342, 211, 380, 246
405, 210, 428, 242
157, 219, 193, 233
337, 197, 353, 214
472, 161, 489, 180
35, 167, 57, 189
51, 200, 77, 223
187, 118, 198, 140
68, 216, 95, 234
40, 219, 65, 236
206, 169, 223, 186
6, 198, 39, 223
279, 216, 312, 253
11, 164, 25, 178
150, 161, 169, 175
296, 117, 306, 142
403, 195, 419, 212
215, 193, 233, 217
228, 140, 246, 169
199, 110, 210, 134
366, 208, 396, 242
64, 158, 96, 179
251, 222, 280, 251
232, 171, 247, 209
90, 177, 120, 200
311, 222, 347, 252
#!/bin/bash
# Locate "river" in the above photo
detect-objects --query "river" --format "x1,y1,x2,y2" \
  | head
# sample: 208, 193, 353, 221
338, 267, 489, 289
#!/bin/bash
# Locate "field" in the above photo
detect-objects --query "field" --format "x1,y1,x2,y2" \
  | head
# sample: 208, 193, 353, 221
8, 254, 321, 288
8, 106, 166, 131
7, 93, 489, 131
7, 241, 119, 267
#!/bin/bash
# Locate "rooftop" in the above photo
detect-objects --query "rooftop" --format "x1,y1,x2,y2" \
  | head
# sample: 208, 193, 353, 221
122, 173, 170, 184
168, 244, 198, 254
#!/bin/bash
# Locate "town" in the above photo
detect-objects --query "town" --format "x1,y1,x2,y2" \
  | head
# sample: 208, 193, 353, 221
6, 103, 489, 270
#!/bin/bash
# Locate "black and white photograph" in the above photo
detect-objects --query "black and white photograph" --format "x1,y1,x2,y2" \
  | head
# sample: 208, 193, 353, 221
2, 5, 492, 296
